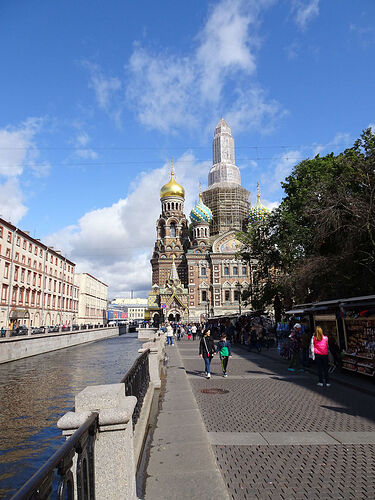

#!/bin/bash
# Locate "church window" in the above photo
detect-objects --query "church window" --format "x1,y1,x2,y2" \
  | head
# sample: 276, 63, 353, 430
233, 267, 238, 275
224, 290, 230, 301
170, 223, 176, 237
224, 266, 229, 275
201, 267, 206, 276
201, 290, 207, 302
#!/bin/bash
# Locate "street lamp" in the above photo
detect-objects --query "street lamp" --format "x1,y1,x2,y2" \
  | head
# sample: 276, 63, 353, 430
236, 283, 242, 317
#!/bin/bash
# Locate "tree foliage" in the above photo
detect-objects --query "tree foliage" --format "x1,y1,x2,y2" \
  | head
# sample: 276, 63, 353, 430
238, 128, 375, 318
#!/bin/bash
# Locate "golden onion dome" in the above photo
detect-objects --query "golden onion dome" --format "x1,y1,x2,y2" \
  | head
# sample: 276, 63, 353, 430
160, 167, 185, 199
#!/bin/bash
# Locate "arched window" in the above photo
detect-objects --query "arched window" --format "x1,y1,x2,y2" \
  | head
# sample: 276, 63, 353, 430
160, 223, 166, 238
170, 223, 176, 237
224, 266, 229, 276
172, 202, 175, 210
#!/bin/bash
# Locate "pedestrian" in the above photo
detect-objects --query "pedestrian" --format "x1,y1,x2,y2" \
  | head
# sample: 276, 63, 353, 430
192, 324, 197, 341
187, 324, 192, 341
300, 328, 311, 368
0, 326, 5, 338
199, 329, 215, 378
166, 323, 174, 346
313, 326, 330, 387
288, 323, 303, 372
217, 333, 232, 377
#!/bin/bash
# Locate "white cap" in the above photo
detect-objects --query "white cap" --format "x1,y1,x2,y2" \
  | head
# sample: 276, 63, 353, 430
294, 323, 302, 329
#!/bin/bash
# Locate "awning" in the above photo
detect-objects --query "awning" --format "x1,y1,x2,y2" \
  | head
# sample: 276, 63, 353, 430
10, 309, 30, 319
285, 309, 308, 315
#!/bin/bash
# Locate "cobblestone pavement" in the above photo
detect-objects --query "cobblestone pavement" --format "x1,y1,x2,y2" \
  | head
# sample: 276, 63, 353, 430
176, 341, 375, 499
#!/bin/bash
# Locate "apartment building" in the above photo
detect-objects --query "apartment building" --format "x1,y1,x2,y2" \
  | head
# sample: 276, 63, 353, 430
0, 218, 78, 328
74, 273, 108, 325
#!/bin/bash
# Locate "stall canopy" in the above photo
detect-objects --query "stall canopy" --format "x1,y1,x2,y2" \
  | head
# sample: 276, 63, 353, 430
10, 309, 30, 319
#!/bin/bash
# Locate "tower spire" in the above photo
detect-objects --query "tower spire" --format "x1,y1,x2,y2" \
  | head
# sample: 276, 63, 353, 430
169, 255, 179, 281
171, 157, 175, 177
257, 181, 261, 204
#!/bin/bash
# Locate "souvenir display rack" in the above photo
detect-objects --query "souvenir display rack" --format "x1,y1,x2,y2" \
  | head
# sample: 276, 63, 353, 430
342, 319, 375, 377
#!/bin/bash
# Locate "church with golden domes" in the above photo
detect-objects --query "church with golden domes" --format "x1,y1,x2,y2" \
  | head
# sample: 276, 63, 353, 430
147, 119, 270, 324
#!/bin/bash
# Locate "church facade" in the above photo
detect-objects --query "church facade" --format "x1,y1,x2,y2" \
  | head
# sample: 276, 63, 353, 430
148, 119, 268, 324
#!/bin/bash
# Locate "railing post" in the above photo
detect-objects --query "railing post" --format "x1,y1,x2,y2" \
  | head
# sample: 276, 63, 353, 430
58, 384, 137, 500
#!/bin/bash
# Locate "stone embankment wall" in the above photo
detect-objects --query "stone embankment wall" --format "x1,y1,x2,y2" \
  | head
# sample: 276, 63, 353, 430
0, 327, 119, 364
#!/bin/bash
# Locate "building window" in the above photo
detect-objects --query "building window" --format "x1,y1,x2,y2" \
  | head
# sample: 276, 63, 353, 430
2, 285, 8, 301
170, 223, 176, 237
6, 248, 10, 258
233, 267, 238, 275
16, 236, 20, 246
0, 226, 2, 238
224, 266, 229, 275
15, 252, 19, 261
29, 243, 32, 252
23, 240, 26, 250
21, 269, 25, 282
202, 290, 207, 302
7, 232, 12, 243
234, 290, 240, 301
14, 266, 19, 281
12, 287, 17, 303
242, 266, 247, 275
225, 290, 230, 302
4, 263, 9, 279
201, 267, 206, 276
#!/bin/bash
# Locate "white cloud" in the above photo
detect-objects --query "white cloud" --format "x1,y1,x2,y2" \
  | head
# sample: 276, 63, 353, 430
0, 178, 28, 224
83, 62, 122, 126
368, 123, 375, 134
313, 132, 351, 157
262, 150, 303, 193
122, 0, 284, 134
45, 153, 210, 296
291, 0, 320, 30
0, 118, 50, 223
0, 118, 46, 177
75, 131, 98, 160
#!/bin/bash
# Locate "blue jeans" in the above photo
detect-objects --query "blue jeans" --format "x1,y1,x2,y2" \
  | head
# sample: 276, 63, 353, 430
204, 356, 212, 374
167, 336, 174, 345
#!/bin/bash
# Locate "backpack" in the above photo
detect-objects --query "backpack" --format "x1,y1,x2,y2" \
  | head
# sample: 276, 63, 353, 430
219, 342, 229, 357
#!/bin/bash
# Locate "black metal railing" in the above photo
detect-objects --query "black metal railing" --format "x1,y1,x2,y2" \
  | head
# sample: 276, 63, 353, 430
11, 412, 98, 500
121, 349, 150, 426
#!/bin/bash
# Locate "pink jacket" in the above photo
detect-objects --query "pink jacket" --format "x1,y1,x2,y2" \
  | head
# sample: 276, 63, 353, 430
313, 335, 329, 355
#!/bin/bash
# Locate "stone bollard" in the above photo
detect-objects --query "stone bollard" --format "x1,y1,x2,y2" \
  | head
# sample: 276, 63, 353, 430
58, 384, 137, 500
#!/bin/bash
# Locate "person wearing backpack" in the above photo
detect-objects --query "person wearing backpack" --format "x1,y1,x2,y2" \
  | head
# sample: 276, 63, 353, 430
217, 333, 232, 377
199, 329, 216, 378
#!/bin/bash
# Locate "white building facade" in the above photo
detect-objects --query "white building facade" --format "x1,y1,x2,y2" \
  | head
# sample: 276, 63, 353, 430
0, 218, 78, 328
111, 298, 148, 322
74, 273, 108, 325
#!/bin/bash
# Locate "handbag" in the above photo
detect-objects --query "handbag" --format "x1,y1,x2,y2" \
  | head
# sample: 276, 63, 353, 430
309, 337, 315, 360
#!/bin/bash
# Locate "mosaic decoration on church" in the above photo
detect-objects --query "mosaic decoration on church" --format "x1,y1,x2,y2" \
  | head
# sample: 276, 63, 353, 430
248, 204, 270, 223
190, 199, 213, 223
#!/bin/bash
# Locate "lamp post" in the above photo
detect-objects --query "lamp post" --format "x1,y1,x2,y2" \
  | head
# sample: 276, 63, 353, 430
236, 283, 242, 317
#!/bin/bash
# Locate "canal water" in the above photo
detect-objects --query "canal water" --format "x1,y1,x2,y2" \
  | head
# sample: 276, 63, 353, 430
0, 332, 142, 499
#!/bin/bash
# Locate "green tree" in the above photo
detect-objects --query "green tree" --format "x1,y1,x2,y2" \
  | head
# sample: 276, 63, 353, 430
239, 128, 375, 317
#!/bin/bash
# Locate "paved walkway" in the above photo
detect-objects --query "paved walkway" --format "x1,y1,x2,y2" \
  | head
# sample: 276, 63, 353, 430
144, 340, 375, 500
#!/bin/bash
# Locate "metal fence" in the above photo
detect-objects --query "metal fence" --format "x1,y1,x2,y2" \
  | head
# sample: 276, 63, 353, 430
11, 412, 98, 500
121, 349, 150, 425
12, 349, 151, 499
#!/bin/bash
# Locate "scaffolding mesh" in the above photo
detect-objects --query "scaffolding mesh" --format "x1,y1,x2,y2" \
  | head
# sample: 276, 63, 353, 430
202, 184, 250, 236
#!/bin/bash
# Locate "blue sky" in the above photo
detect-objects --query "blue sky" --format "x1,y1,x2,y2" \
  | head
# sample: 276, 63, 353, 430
1, 0, 374, 296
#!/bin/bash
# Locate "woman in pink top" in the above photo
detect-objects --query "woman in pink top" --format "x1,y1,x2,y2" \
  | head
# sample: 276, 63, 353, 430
313, 326, 330, 387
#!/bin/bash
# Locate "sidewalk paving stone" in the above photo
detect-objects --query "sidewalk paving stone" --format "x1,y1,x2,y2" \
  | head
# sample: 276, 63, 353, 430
144, 339, 375, 499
